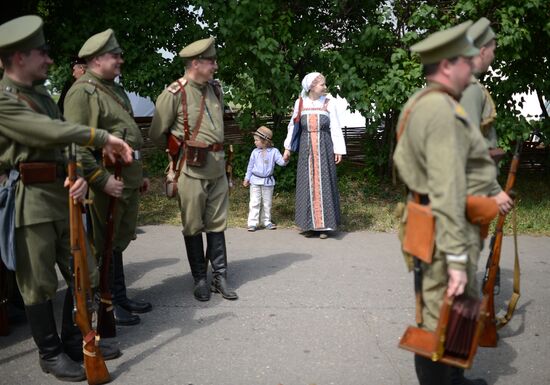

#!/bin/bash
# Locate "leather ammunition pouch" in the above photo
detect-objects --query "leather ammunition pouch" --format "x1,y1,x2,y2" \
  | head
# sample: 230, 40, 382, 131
184, 140, 209, 167
18, 162, 57, 184
465, 195, 498, 239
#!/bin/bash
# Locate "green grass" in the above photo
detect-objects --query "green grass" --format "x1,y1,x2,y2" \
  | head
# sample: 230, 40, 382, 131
138, 171, 550, 236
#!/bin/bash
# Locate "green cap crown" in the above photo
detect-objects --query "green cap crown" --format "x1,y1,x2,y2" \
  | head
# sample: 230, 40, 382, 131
411, 21, 479, 65
468, 17, 495, 48
78, 28, 122, 59
179, 37, 216, 59
0, 15, 45, 53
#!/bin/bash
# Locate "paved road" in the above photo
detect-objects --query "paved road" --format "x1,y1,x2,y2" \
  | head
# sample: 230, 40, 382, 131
1, 226, 549, 385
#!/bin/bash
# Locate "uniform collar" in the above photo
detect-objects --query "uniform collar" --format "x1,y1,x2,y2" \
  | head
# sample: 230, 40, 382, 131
1, 73, 49, 96
87, 70, 117, 86
184, 74, 208, 90
427, 80, 461, 100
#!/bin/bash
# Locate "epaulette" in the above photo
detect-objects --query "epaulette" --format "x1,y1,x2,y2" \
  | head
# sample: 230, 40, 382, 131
0, 85, 17, 99
454, 103, 467, 118
81, 80, 97, 95
454, 102, 472, 127
168, 77, 187, 94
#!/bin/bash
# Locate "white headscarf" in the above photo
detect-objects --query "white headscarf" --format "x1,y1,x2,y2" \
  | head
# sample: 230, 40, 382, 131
301, 72, 322, 97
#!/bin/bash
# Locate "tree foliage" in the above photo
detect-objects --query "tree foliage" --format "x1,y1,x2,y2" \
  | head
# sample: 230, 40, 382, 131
4, 0, 549, 173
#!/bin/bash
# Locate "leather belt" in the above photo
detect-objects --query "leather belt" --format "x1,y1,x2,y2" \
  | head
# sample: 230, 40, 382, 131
208, 143, 224, 152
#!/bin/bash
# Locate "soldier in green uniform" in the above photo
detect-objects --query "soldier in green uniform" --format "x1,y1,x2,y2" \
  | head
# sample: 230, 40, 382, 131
63, 29, 152, 326
149, 37, 238, 302
0, 15, 132, 382
393, 21, 512, 385
461, 18, 504, 296
461, 18, 498, 150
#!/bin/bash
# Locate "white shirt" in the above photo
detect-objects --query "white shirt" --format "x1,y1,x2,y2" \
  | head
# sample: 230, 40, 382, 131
283, 95, 347, 155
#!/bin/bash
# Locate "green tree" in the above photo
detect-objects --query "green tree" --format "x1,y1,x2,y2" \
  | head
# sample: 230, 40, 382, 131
194, 0, 382, 131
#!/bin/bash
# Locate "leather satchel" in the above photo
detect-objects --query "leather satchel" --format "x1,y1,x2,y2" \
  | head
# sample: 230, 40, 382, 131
466, 195, 499, 239
402, 200, 435, 264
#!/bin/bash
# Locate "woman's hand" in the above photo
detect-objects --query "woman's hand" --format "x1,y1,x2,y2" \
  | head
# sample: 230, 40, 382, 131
243, 180, 250, 187
334, 154, 342, 164
283, 149, 291, 162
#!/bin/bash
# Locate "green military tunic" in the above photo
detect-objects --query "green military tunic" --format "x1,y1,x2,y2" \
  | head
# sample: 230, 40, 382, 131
0, 74, 109, 304
150, 76, 227, 236
63, 70, 143, 256
393, 82, 501, 331
461, 75, 497, 148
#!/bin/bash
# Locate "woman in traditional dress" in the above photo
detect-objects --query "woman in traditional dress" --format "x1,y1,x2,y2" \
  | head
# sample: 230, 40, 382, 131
283, 72, 346, 239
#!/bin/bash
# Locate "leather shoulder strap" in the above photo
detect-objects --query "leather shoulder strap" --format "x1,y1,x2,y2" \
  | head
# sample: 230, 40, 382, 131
396, 88, 447, 141
73, 79, 132, 116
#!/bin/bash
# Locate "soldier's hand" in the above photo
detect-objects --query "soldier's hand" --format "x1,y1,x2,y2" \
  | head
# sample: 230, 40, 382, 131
64, 176, 88, 202
103, 175, 124, 198
492, 191, 513, 215
104, 134, 133, 164
334, 154, 342, 164
283, 149, 291, 162
447, 268, 468, 297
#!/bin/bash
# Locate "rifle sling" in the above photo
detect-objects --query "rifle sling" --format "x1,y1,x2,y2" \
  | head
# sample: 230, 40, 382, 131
496, 204, 520, 329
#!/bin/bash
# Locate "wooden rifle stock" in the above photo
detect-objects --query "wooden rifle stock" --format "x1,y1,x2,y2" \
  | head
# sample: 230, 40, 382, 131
68, 145, 110, 385
97, 158, 122, 338
479, 146, 520, 347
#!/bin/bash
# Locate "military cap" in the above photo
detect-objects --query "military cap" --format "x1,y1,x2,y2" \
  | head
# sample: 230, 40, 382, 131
468, 17, 495, 48
78, 28, 122, 59
178, 37, 216, 60
411, 21, 479, 65
0, 15, 46, 54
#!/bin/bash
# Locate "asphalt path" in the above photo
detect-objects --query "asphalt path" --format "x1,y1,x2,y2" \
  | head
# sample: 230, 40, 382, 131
1, 226, 549, 385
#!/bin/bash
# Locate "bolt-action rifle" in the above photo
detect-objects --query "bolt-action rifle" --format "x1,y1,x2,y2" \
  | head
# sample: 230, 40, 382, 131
479, 142, 521, 347
68, 144, 110, 385
96, 145, 125, 339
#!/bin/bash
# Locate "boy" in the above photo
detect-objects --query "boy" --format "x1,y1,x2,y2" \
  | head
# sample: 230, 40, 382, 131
243, 126, 287, 231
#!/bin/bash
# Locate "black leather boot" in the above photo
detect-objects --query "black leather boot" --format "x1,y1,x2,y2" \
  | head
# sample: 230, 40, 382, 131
414, 354, 451, 385
207, 232, 238, 300
112, 251, 152, 314
25, 301, 86, 382
184, 233, 210, 301
450, 367, 488, 385
61, 289, 121, 362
